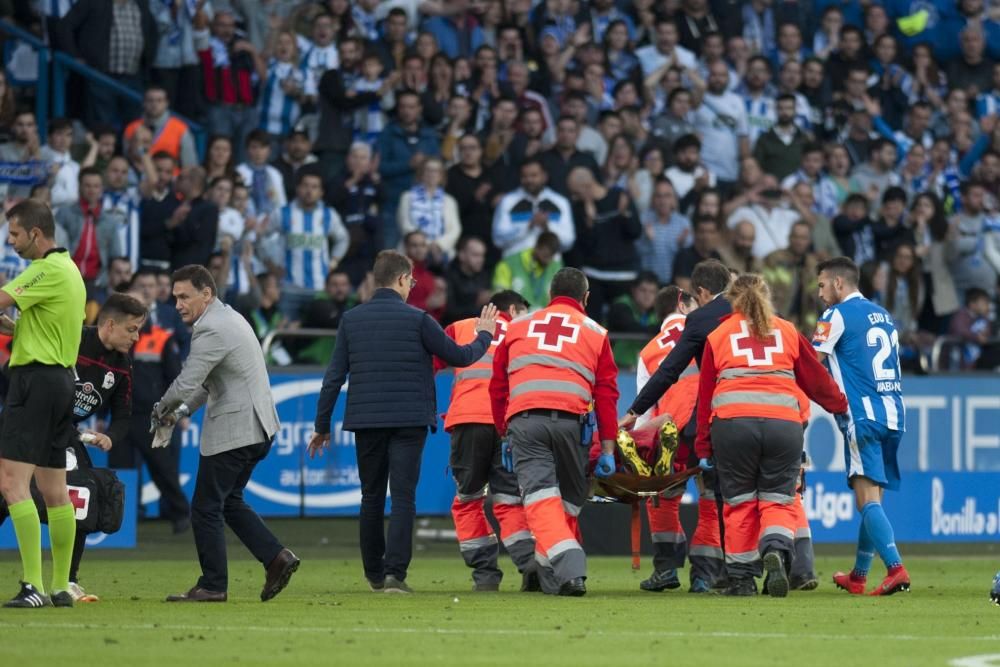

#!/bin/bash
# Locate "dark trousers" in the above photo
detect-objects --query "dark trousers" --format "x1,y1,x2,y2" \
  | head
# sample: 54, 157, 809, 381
583, 276, 631, 323
87, 73, 144, 131
191, 440, 284, 592
109, 414, 191, 521
152, 65, 203, 121
355, 426, 427, 583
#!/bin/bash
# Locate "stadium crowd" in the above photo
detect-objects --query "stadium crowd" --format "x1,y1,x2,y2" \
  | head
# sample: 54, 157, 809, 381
0, 0, 998, 371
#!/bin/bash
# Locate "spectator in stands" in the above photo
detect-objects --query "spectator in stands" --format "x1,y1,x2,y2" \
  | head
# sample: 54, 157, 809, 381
239, 271, 293, 366
446, 134, 496, 265
726, 176, 800, 258
202, 136, 237, 184
194, 10, 266, 163
56, 166, 123, 292
237, 130, 287, 221
403, 230, 447, 320
0, 110, 45, 202
297, 13, 340, 95
719, 219, 764, 274
0, 71, 17, 143
138, 152, 178, 271
539, 115, 601, 198
608, 271, 661, 369
873, 241, 927, 369
637, 16, 696, 75
951, 180, 999, 298
787, 180, 841, 259
123, 87, 199, 171
378, 89, 442, 250
637, 178, 691, 285
60, 0, 158, 128
911, 192, 960, 336
852, 138, 902, 207
872, 187, 915, 261
834, 193, 877, 267
949, 287, 996, 369
103, 156, 142, 272
492, 157, 574, 257
257, 31, 310, 147
80, 125, 119, 174
397, 157, 461, 267
672, 215, 723, 291
762, 220, 820, 334
753, 94, 811, 182
168, 166, 218, 270
272, 131, 318, 202
632, 145, 667, 216
947, 23, 996, 99
423, 0, 484, 59
41, 118, 80, 208
651, 88, 697, 162
692, 59, 749, 194
492, 230, 562, 312
149, 0, 202, 120
314, 37, 370, 183
327, 142, 381, 286
297, 269, 360, 365
739, 56, 777, 149
442, 236, 491, 326
665, 133, 716, 210
818, 143, 862, 219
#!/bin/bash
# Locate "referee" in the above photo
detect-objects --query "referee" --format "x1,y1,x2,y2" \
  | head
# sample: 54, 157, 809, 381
0, 200, 87, 608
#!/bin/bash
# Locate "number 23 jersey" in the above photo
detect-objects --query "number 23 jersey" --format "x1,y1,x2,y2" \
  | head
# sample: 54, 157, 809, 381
812, 292, 905, 431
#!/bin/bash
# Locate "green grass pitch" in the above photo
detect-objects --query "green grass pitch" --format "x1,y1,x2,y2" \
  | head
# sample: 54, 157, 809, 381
2, 520, 1000, 667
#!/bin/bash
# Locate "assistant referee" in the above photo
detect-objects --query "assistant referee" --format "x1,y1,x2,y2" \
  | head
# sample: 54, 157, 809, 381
0, 200, 87, 608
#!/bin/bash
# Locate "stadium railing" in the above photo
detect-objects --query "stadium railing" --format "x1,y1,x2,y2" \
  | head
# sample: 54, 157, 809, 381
0, 19, 206, 155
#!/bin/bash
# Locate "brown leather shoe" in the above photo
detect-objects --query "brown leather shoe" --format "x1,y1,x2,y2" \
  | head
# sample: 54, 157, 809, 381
165, 586, 227, 602
261, 548, 300, 602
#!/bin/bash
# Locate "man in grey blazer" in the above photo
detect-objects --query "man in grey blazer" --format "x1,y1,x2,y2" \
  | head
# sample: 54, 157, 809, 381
154, 264, 298, 603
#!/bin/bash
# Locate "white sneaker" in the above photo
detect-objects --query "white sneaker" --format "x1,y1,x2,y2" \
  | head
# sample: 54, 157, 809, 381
68, 582, 99, 603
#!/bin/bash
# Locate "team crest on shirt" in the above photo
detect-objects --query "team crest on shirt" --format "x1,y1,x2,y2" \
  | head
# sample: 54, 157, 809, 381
102, 371, 115, 390
813, 321, 831, 343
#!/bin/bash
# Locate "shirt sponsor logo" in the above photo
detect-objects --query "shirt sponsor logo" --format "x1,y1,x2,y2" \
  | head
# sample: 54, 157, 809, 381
13, 270, 45, 295
74, 381, 102, 418
813, 321, 831, 343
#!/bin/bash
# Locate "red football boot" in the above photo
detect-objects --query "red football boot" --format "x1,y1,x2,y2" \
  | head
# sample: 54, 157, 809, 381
869, 566, 911, 596
832, 571, 866, 595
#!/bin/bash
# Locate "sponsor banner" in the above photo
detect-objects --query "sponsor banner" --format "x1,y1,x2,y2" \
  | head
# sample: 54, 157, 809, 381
134, 372, 1000, 539
0, 470, 138, 549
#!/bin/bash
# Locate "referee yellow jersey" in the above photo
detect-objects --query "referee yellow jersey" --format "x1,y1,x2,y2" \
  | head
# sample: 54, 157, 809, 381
1, 248, 86, 368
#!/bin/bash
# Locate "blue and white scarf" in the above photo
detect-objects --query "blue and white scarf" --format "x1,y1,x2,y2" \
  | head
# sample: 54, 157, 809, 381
409, 185, 445, 241
352, 78, 385, 142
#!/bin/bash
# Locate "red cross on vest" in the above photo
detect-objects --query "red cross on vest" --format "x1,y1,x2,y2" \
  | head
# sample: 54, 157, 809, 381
67, 486, 90, 520
528, 313, 580, 352
730, 320, 784, 366
492, 319, 508, 347
656, 321, 684, 349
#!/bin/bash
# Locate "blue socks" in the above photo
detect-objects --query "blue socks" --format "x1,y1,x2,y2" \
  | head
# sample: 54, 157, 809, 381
852, 520, 875, 578
861, 502, 902, 570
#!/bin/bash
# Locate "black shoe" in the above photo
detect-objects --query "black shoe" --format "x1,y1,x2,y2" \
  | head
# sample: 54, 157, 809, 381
172, 516, 191, 535
520, 570, 541, 592
51, 591, 74, 608
558, 577, 587, 597
473, 581, 500, 592
721, 578, 757, 596
3, 582, 52, 608
639, 568, 681, 592
762, 552, 789, 598
790, 573, 819, 591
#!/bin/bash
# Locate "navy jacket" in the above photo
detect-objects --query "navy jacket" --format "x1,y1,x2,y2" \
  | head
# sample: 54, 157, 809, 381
315, 289, 492, 433
630, 295, 733, 418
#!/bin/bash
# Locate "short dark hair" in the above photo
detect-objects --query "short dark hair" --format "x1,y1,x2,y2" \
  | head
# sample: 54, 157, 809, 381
172, 264, 217, 296
246, 129, 271, 148
79, 165, 103, 184
520, 156, 546, 173
634, 270, 660, 290
966, 287, 990, 306
151, 150, 175, 163
690, 259, 731, 295
491, 289, 529, 312
549, 267, 589, 302
667, 87, 691, 106
387, 7, 407, 19
673, 133, 701, 153
882, 186, 907, 205
776, 92, 797, 106
97, 293, 148, 325
535, 230, 560, 254
802, 141, 824, 157
817, 256, 860, 286
7, 199, 55, 239
295, 165, 325, 188
49, 117, 73, 135
373, 250, 413, 287
655, 285, 695, 320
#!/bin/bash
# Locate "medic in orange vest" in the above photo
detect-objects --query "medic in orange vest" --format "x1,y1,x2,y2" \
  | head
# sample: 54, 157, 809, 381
695, 274, 847, 597
489, 268, 620, 597
123, 87, 196, 170
633, 286, 725, 594
436, 290, 538, 592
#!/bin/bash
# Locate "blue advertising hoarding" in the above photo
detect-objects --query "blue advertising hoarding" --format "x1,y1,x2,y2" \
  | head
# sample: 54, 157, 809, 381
132, 371, 1000, 543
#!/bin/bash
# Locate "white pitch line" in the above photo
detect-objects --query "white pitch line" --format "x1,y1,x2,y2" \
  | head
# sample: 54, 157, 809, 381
0, 622, 999, 643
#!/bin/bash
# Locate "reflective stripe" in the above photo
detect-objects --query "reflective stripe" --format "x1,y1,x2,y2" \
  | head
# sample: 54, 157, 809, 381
794, 527, 812, 540
561, 500, 582, 517
459, 534, 498, 552
759, 492, 795, 505
511, 380, 592, 402
725, 549, 761, 564
761, 526, 795, 540
711, 391, 800, 410
718, 368, 795, 380
547, 538, 582, 559
689, 545, 725, 559
535, 551, 551, 568
724, 492, 757, 506
455, 368, 493, 381
524, 487, 561, 507
509, 354, 596, 384
502, 530, 533, 547
651, 531, 687, 544
679, 364, 699, 379
492, 493, 522, 506
455, 487, 487, 502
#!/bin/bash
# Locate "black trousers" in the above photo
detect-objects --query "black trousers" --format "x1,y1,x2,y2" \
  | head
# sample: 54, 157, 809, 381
355, 427, 427, 583
192, 440, 284, 592
109, 414, 191, 521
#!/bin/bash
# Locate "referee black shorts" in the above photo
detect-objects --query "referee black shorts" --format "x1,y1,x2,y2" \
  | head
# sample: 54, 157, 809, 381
0, 364, 76, 469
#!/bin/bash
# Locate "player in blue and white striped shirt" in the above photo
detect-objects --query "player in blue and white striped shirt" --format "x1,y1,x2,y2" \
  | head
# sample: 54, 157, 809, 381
813, 257, 910, 597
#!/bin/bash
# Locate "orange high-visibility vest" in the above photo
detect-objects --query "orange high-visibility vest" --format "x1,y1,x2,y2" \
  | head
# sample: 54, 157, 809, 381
133, 326, 172, 363
637, 313, 699, 426
443, 317, 506, 430
124, 116, 189, 162
503, 301, 607, 421
705, 313, 810, 424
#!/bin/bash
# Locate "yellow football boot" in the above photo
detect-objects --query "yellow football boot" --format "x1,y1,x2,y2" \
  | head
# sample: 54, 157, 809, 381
653, 420, 679, 477
616, 429, 652, 477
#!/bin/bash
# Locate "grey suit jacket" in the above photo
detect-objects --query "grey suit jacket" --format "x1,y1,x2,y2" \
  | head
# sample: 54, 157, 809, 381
159, 298, 280, 456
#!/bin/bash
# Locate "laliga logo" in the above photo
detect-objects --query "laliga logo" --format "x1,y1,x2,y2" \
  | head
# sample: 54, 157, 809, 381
802, 482, 854, 529
244, 379, 363, 509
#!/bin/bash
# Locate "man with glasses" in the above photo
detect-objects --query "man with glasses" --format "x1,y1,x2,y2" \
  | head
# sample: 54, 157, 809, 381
309, 250, 498, 594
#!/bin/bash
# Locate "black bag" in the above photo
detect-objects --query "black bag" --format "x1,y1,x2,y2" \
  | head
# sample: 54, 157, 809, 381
0, 466, 125, 535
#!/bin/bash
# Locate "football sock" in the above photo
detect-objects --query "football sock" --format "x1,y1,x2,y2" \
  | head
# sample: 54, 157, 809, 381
9, 500, 44, 593
48, 503, 76, 594
852, 520, 874, 579
861, 502, 902, 569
